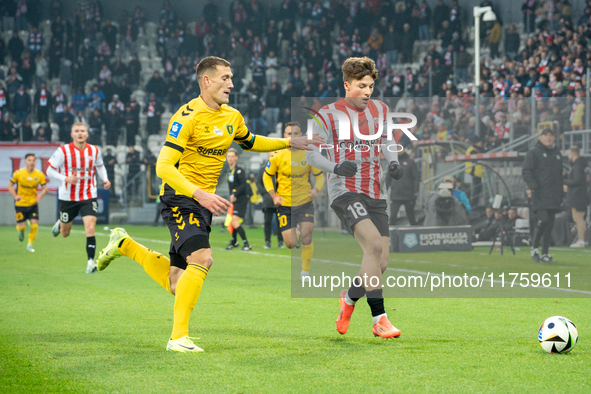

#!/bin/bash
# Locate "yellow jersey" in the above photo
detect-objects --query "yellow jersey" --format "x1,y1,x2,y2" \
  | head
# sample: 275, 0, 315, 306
264, 149, 324, 207
160, 96, 251, 196
10, 168, 46, 207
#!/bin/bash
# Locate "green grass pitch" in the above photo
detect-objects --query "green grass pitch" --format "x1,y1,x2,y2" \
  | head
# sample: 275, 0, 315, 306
1, 224, 590, 393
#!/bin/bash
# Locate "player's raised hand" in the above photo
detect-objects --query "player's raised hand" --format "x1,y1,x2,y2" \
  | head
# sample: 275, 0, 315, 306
307, 188, 319, 200
103, 180, 112, 190
193, 188, 231, 216
65, 175, 80, 184
290, 134, 325, 150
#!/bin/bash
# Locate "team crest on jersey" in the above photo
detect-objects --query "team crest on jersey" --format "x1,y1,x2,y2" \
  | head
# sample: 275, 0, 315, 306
213, 127, 223, 136
169, 122, 183, 138
34, 177, 39, 181
300, 160, 307, 166
226, 125, 234, 136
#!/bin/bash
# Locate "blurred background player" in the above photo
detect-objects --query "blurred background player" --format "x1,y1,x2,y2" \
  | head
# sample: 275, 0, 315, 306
95, 56, 322, 353
8, 153, 47, 252
263, 122, 324, 280
258, 151, 284, 249
46, 123, 111, 273
306, 57, 405, 339
225, 148, 251, 251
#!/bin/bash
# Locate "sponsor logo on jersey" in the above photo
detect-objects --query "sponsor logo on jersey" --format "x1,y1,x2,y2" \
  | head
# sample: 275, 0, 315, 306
196, 146, 228, 156
213, 127, 223, 136
169, 122, 183, 138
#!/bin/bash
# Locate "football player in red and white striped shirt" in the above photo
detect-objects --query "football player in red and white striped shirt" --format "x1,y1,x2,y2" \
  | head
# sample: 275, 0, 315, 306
306, 57, 404, 339
46, 123, 111, 273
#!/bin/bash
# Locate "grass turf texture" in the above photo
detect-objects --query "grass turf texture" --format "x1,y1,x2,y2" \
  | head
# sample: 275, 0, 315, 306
0, 224, 589, 393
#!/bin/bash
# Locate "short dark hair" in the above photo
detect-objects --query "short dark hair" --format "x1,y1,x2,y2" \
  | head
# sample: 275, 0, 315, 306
25, 153, 35, 160
342, 57, 378, 83
284, 121, 301, 129
196, 56, 231, 81
540, 128, 554, 136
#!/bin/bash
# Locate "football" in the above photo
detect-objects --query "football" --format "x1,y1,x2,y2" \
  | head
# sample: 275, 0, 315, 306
538, 316, 578, 354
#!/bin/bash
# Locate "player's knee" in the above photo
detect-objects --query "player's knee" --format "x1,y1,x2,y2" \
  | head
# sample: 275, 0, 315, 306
302, 234, 312, 245
284, 239, 293, 249
200, 255, 214, 269
61, 229, 70, 237
366, 240, 382, 258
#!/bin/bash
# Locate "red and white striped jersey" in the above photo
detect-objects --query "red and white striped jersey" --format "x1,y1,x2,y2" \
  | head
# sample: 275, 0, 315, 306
48, 142, 105, 201
313, 98, 389, 202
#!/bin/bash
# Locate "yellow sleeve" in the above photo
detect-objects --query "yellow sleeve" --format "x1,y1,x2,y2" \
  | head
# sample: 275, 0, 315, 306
232, 116, 290, 152
156, 146, 199, 197
157, 113, 199, 196
262, 158, 277, 192
38, 171, 46, 186
311, 168, 324, 191
10, 170, 18, 184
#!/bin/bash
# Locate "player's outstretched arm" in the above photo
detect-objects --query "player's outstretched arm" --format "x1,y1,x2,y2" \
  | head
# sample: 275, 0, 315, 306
237, 133, 324, 152
306, 149, 358, 176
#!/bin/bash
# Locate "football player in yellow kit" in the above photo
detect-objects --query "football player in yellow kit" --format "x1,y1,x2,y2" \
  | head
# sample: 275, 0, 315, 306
263, 122, 324, 281
96, 56, 323, 352
8, 153, 47, 252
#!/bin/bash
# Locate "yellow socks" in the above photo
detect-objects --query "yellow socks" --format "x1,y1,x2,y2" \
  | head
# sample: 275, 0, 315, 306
16, 224, 26, 233
28, 223, 38, 245
171, 263, 208, 340
120, 238, 172, 294
301, 242, 314, 272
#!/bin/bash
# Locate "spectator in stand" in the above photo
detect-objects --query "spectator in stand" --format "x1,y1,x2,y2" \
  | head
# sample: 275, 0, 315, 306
34, 82, 52, 124
433, 0, 450, 37
34, 124, 51, 142
105, 105, 123, 146
88, 108, 103, 145
12, 85, 31, 125
145, 71, 168, 103
399, 23, 415, 64
127, 54, 142, 87
166, 73, 185, 113
442, 175, 471, 213
123, 104, 139, 147
108, 94, 125, 113
8, 31, 25, 64
505, 25, 520, 60
18, 121, 33, 141
2, 0, 17, 33
144, 93, 164, 135
0, 116, 17, 141
265, 80, 281, 132
247, 94, 268, 136
102, 19, 118, 54
72, 86, 88, 113
564, 145, 588, 248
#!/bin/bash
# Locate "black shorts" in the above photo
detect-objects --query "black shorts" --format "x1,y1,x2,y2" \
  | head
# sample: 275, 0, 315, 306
59, 199, 98, 223
161, 194, 212, 264
15, 205, 39, 223
277, 201, 315, 232
331, 192, 389, 237
232, 197, 248, 218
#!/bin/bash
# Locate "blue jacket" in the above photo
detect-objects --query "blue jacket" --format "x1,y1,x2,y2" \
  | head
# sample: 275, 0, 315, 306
453, 188, 471, 213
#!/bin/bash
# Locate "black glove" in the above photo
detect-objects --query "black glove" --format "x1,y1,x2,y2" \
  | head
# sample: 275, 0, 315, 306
334, 161, 357, 177
389, 161, 404, 180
